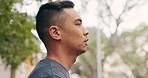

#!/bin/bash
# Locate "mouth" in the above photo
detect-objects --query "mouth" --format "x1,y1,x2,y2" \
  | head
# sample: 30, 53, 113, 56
84, 39, 89, 42
84, 39, 89, 46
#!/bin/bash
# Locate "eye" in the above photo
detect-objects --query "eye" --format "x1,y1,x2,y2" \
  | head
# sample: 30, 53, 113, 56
75, 21, 82, 26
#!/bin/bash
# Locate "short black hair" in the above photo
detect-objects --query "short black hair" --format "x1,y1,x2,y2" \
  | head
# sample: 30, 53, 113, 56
36, 1, 74, 44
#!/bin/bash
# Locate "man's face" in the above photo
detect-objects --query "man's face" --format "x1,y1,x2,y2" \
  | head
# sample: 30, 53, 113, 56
60, 8, 89, 55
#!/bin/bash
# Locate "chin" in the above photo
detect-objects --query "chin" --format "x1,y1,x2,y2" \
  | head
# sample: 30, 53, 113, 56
77, 49, 86, 56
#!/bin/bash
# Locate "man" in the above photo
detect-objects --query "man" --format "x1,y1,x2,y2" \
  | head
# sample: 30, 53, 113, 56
28, 1, 89, 78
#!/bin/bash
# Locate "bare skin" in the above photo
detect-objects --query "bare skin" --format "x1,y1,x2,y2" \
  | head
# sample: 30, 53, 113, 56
46, 8, 89, 71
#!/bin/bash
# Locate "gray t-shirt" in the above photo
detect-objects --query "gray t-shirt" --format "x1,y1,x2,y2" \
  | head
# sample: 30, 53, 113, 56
28, 58, 70, 78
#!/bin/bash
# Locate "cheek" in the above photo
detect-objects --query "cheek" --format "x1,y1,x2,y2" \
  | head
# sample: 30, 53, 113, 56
62, 26, 84, 41
71, 31, 82, 40
64, 30, 82, 44
70, 31, 84, 44
71, 27, 83, 36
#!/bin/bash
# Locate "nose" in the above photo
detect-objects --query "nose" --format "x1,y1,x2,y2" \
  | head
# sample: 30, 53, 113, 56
83, 27, 89, 36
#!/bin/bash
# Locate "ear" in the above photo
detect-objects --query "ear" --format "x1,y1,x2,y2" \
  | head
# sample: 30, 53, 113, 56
48, 26, 61, 40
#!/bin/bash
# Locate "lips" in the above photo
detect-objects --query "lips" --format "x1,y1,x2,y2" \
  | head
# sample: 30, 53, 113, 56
84, 39, 89, 46
84, 39, 89, 42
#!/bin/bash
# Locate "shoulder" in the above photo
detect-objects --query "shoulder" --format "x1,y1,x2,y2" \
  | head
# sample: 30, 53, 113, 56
28, 58, 53, 78
28, 58, 69, 78
28, 73, 61, 78
28, 65, 64, 78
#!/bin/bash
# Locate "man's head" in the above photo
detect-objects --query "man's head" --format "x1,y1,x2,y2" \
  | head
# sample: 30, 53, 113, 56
36, 1, 74, 45
36, 1, 89, 55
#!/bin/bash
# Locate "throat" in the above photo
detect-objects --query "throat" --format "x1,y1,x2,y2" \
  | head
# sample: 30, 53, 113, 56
47, 53, 77, 71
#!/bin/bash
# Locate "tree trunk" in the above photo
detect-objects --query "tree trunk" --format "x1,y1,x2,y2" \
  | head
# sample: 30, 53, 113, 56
11, 68, 16, 78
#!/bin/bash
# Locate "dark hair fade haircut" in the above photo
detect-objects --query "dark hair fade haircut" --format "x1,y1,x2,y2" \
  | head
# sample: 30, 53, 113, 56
36, 1, 74, 44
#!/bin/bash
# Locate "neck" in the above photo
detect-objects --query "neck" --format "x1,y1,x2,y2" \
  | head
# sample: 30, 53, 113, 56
46, 48, 77, 71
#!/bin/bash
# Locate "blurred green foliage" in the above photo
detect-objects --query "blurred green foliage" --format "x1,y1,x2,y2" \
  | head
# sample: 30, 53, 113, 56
0, 0, 39, 77
72, 25, 148, 78
70, 0, 148, 78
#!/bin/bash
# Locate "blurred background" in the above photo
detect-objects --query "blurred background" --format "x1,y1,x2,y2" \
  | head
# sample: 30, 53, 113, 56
0, 0, 148, 78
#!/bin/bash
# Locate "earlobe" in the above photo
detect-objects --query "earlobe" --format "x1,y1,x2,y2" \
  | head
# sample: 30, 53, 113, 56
48, 26, 61, 40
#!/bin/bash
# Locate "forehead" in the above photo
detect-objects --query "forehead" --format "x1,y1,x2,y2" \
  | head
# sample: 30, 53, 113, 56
63, 8, 81, 21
